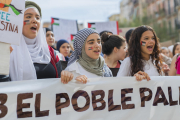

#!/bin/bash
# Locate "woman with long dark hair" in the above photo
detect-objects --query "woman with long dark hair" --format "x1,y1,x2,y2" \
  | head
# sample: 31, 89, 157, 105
101, 33, 127, 76
117, 25, 167, 80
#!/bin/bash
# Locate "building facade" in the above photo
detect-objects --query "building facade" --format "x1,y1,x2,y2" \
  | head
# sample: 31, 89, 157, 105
109, 0, 180, 43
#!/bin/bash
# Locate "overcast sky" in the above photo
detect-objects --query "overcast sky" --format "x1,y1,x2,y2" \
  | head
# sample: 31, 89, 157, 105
28, 0, 122, 24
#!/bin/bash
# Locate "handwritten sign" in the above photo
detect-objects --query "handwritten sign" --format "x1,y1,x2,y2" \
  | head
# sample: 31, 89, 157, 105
0, 0, 25, 45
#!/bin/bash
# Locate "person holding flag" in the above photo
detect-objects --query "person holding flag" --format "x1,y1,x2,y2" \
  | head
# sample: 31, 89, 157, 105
10, 1, 73, 83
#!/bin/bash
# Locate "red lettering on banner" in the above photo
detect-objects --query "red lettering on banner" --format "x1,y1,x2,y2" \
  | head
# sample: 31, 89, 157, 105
139, 88, 152, 107
56, 93, 70, 115
108, 90, 121, 111
92, 90, 106, 111
0, 94, 8, 118
35, 93, 49, 117
121, 88, 135, 110
71, 90, 90, 112
17, 93, 33, 118
153, 87, 169, 106
168, 87, 178, 106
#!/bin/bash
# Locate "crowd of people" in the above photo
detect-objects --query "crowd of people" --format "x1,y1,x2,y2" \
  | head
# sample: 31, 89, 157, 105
0, 1, 180, 83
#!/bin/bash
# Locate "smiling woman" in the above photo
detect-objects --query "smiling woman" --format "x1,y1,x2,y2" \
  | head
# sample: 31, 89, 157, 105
64, 28, 113, 84
117, 25, 168, 80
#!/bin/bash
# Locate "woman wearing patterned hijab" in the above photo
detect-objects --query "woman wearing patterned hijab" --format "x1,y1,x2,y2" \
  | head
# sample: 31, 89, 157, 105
63, 28, 112, 84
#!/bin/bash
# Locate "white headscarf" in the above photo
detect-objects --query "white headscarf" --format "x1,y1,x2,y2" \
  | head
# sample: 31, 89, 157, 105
10, 8, 50, 81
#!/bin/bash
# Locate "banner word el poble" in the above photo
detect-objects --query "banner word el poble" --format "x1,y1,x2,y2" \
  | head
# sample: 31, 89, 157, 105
0, 77, 180, 120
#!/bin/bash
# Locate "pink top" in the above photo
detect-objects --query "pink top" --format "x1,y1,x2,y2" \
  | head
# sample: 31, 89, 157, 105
175, 56, 180, 74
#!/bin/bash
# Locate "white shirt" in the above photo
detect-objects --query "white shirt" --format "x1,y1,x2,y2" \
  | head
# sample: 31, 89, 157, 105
117, 57, 160, 77
65, 61, 99, 79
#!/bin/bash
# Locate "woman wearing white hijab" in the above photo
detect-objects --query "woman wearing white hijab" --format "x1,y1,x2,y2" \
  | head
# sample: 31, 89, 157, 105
63, 28, 113, 84
10, 1, 73, 83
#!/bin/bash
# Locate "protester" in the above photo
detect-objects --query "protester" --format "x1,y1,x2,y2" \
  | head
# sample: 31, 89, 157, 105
10, 1, 73, 82
169, 53, 180, 76
176, 55, 180, 76
69, 43, 74, 51
117, 25, 169, 80
168, 45, 174, 58
99, 30, 113, 38
64, 28, 113, 84
101, 33, 127, 76
68, 44, 74, 57
45, 28, 65, 61
99, 30, 113, 57
124, 29, 134, 57
57, 39, 70, 61
68, 50, 73, 57
45, 28, 55, 48
172, 42, 180, 56
125, 29, 134, 45
161, 47, 169, 57
169, 43, 180, 75
160, 47, 172, 67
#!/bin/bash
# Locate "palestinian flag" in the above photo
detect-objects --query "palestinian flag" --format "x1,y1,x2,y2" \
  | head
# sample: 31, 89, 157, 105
71, 34, 76, 41
141, 41, 146, 46
0, 3, 22, 15
51, 18, 59, 26
88, 23, 96, 29
116, 21, 119, 35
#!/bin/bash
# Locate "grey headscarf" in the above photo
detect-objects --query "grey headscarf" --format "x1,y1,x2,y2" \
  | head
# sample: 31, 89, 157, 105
68, 28, 104, 76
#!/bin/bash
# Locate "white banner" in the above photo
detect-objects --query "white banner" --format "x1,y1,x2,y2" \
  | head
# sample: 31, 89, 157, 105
88, 21, 119, 35
0, 77, 180, 120
51, 18, 78, 42
0, 42, 10, 75
0, 0, 25, 45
